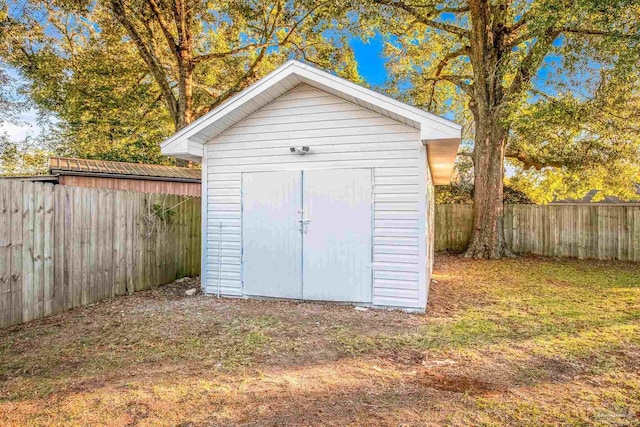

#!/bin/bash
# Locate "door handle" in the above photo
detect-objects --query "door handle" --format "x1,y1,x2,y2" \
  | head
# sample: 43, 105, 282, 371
300, 218, 310, 234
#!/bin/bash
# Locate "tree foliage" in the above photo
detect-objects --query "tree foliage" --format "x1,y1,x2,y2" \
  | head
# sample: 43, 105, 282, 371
3, 1, 174, 163
361, 0, 640, 257
506, 70, 640, 203
0, 133, 50, 175
106, 0, 359, 131
3, 0, 359, 164
435, 154, 533, 204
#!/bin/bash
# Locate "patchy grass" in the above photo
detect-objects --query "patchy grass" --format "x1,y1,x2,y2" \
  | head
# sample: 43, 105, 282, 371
1, 256, 639, 426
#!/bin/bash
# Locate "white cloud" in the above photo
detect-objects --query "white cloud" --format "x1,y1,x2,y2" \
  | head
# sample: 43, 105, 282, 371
0, 110, 43, 142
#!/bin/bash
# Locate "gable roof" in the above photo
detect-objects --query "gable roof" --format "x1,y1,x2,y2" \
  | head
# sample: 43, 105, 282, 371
161, 59, 462, 184
49, 157, 201, 182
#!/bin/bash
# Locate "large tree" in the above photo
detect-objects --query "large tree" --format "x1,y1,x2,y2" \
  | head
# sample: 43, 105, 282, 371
3, 2, 174, 163
105, 0, 359, 131
366, 0, 640, 258
4, 0, 358, 163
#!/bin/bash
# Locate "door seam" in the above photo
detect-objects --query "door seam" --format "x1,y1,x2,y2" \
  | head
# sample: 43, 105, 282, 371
300, 170, 305, 300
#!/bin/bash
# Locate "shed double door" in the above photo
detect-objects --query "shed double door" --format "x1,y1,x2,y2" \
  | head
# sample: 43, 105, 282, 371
242, 169, 372, 303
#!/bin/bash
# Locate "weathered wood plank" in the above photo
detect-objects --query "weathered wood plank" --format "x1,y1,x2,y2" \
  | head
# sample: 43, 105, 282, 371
125, 191, 135, 294
113, 191, 126, 296
3, 184, 204, 328
43, 184, 54, 316
0, 181, 11, 327
9, 181, 23, 326
53, 186, 65, 314
32, 182, 45, 320
435, 203, 640, 262
21, 182, 35, 322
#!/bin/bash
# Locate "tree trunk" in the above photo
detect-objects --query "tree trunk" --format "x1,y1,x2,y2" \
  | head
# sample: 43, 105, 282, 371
464, 115, 513, 259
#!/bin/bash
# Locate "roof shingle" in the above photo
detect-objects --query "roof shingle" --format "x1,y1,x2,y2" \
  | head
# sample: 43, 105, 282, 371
49, 157, 201, 181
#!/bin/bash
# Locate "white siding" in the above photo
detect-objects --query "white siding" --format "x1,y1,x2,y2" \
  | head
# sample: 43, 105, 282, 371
205, 84, 427, 309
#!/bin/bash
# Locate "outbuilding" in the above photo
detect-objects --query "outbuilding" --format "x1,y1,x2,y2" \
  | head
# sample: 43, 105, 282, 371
161, 60, 461, 311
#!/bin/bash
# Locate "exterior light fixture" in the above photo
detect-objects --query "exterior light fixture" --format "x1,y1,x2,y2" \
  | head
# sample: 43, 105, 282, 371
289, 146, 310, 155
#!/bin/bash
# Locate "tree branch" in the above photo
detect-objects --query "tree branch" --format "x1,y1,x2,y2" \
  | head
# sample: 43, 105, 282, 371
200, 1, 287, 113
507, 27, 560, 100
110, 0, 178, 125
505, 150, 566, 170
193, 43, 271, 64
370, 0, 470, 37
559, 27, 637, 38
438, 6, 470, 13
427, 46, 470, 108
423, 75, 474, 97
146, 0, 180, 62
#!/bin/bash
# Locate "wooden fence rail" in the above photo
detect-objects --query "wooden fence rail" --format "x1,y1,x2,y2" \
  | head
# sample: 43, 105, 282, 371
435, 204, 640, 261
0, 181, 201, 328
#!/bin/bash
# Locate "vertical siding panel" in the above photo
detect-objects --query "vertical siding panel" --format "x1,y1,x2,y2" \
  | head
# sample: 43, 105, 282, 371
80, 187, 90, 306
136, 192, 146, 292
113, 191, 126, 296
503, 204, 511, 251
125, 191, 135, 294
158, 194, 166, 285
10, 181, 23, 325
176, 196, 185, 277
176, 194, 183, 278
32, 182, 45, 320
632, 207, 637, 262
95, 189, 103, 300
170, 195, 178, 281
22, 182, 35, 323
0, 182, 10, 327
105, 190, 115, 297
70, 187, 81, 308
90, 188, 99, 304
53, 186, 66, 313
43, 184, 54, 316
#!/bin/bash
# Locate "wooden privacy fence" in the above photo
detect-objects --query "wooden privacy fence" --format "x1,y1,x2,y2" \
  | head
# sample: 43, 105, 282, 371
435, 204, 640, 261
0, 181, 201, 328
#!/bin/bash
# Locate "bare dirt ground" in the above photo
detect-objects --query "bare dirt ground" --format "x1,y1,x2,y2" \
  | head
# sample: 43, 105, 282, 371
1, 255, 639, 426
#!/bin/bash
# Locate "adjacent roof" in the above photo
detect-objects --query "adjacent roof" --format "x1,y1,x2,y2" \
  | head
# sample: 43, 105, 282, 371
161, 59, 462, 185
49, 157, 201, 182
550, 185, 640, 205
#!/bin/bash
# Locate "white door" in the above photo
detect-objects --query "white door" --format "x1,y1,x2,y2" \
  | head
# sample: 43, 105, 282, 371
302, 169, 372, 302
242, 171, 302, 298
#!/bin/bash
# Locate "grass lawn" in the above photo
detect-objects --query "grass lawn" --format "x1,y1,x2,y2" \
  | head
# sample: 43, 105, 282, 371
1, 255, 639, 426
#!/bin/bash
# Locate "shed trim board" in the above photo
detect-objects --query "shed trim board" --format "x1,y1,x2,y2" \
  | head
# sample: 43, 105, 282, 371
200, 148, 208, 291
162, 60, 461, 311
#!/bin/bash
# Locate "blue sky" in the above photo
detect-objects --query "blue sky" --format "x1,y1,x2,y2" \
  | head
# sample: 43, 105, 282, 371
349, 34, 389, 87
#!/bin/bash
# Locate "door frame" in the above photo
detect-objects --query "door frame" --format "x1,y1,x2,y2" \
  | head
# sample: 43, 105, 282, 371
240, 167, 374, 302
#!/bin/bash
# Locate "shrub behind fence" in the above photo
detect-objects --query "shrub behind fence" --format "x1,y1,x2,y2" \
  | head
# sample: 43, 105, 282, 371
0, 181, 201, 328
435, 204, 640, 261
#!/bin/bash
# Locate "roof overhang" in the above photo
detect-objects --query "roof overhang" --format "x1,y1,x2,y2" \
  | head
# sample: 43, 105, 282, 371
161, 60, 462, 184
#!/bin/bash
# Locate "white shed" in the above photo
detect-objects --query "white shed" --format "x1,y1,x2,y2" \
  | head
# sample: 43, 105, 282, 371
161, 60, 461, 311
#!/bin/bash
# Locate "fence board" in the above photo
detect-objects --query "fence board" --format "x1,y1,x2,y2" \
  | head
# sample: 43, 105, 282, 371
0, 181, 10, 326
0, 182, 201, 328
436, 203, 640, 262
10, 181, 23, 325
53, 185, 65, 313
22, 182, 35, 323
43, 184, 54, 316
